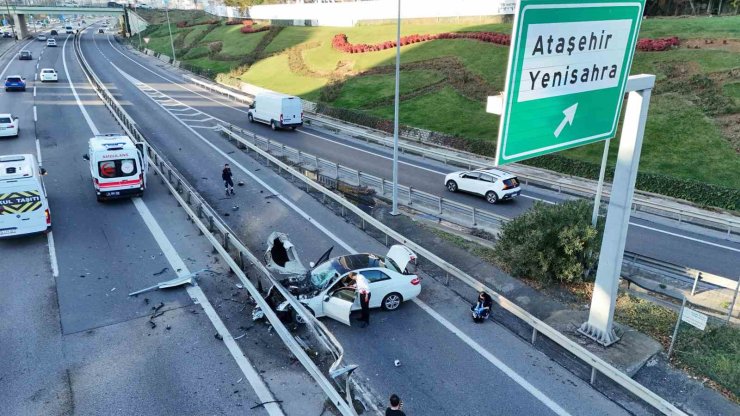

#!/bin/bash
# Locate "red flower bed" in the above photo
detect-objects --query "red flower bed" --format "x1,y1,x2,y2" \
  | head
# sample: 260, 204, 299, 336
241, 25, 270, 34
331, 31, 511, 53
636, 37, 680, 52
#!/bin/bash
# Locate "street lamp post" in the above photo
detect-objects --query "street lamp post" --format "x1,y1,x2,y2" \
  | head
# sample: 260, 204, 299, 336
390, 0, 401, 215
164, 0, 176, 62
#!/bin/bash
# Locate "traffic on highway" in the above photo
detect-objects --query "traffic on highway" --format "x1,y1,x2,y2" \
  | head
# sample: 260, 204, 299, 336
1, 7, 737, 416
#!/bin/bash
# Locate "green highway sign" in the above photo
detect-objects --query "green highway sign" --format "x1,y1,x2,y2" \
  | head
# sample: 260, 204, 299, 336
495, 0, 645, 165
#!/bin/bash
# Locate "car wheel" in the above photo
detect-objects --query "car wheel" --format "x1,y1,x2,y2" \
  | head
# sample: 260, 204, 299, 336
446, 180, 458, 192
486, 191, 499, 204
270, 120, 277, 131
382, 292, 403, 311
247, 113, 253, 123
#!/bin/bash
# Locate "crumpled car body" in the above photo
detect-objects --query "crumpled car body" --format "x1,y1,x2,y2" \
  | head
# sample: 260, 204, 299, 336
258, 232, 421, 325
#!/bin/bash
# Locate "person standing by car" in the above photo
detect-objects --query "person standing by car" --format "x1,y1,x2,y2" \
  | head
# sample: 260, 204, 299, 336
349, 271, 371, 327
222, 163, 235, 195
386, 394, 405, 416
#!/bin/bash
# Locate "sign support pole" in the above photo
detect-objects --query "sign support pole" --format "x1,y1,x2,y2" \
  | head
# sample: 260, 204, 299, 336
579, 74, 655, 346
667, 297, 686, 359
592, 139, 610, 227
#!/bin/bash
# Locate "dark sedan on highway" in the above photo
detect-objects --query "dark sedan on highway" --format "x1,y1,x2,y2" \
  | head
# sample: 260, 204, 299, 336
18, 50, 32, 60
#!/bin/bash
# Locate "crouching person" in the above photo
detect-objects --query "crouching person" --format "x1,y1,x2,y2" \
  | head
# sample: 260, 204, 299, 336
471, 291, 493, 323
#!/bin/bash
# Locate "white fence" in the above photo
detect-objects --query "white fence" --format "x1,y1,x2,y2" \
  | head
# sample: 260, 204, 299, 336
207, 0, 515, 26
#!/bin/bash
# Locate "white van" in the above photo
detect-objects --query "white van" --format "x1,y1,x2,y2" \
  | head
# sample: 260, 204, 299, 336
65, 26, 73, 34
247, 93, 303, 131
83, 134, 147, 202
0, 154, 51, 238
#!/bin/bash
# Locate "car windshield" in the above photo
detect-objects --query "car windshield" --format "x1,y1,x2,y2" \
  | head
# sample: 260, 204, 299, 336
0, 117, 11, 123
43, 70, 53, 74
309, 253, 391, 288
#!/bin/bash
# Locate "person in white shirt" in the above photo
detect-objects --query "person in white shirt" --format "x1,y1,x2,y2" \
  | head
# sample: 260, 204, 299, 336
349, 271, 371, 328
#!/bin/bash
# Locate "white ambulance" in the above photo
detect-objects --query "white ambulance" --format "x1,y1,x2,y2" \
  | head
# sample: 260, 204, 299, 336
0, 154, 51, 238
84, 134, 147, 202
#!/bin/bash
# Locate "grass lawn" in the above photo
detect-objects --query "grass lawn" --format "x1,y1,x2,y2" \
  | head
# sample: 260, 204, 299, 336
615, 295, 739, 401
334, 70, 445, 108
185, 57, 241, 74
371, 86, 499, 141
638, 15, 740, 39
183, 25, 211, 48
562, 94, 740, 188
202, 25, 268, 56
241, 54, 327, 100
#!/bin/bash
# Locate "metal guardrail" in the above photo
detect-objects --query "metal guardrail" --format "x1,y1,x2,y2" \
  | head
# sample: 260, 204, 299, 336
182, 75, 739, 237
218, 125, 688, 416
73, 33, 359, 416
222, 123, 735, 297
229, 124, 508, 234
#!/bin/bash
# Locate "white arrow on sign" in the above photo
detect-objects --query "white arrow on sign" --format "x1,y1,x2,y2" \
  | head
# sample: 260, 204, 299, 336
553, 103, 578, 138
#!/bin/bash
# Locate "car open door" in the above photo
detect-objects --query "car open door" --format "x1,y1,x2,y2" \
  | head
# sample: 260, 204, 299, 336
135, 142, 148, 189
322, 288, 354, 326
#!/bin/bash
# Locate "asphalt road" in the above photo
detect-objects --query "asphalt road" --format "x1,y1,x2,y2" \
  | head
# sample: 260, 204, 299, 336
88, 33, 739, 281
0, 33, 274, 415
75, 27, 643, 415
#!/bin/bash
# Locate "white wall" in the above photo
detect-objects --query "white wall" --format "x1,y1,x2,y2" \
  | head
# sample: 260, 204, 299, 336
208, 0, 515, 26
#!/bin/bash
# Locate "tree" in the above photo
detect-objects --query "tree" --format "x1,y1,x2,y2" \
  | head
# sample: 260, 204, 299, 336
493, 200, 604, 285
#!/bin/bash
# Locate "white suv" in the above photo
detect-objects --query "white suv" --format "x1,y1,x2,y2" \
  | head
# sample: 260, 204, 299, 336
444, 168, 521, 204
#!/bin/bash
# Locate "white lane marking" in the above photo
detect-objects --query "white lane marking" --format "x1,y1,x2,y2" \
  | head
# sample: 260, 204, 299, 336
131, 198, 285, 416
33, 85, 36, 97
36, 62, 39, 70
62, 36, 99, 135
115, 68, 356, 254
118, 69, 575, 414
630, 222, 740, 253
47, 231, 59, 278
33, 105, 37, 122
34, 73, 37, 81
414, 298, 572, 416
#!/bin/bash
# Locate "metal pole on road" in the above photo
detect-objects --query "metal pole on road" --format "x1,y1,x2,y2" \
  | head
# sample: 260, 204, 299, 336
164, 0, 176, 62
579, 74, 656, 347
390, 0, 401, 216
591, 138, 610, 227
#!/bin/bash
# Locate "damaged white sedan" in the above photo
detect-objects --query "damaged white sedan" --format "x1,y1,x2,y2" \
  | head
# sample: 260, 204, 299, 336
259, 232, 421, 326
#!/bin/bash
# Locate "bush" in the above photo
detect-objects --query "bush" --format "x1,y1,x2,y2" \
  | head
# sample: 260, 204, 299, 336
331, 31, 511, 54
241, 25, 270, 34
493, 200, 603, 285
636, 36, 680, 51
225, 20, 243, 26
521, 154, 740, 211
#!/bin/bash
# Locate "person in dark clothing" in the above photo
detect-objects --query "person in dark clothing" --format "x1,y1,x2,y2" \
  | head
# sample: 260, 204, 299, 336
349, 271, 371, 327
471, 291, 493, 323
222, 163, 235, 195
386, 394, 405, 416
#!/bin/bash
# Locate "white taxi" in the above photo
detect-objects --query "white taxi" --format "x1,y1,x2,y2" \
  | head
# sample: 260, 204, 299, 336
0, 113, 19, 138
39, 68, 58, 82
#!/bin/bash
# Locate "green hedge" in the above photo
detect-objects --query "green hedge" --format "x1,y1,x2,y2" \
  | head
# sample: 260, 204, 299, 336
522, 154, 739, 211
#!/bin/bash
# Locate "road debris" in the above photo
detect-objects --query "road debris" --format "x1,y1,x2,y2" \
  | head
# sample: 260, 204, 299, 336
153, 267, 169, 276
238, 180, 245, 186
234, 333, 247, 340
235, 283, 243, 289
394, 359, 401, 367
128, 269, 208, 296
252, 307, 265, 322
214, 333, 224, 341
250, 400, 283, 410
